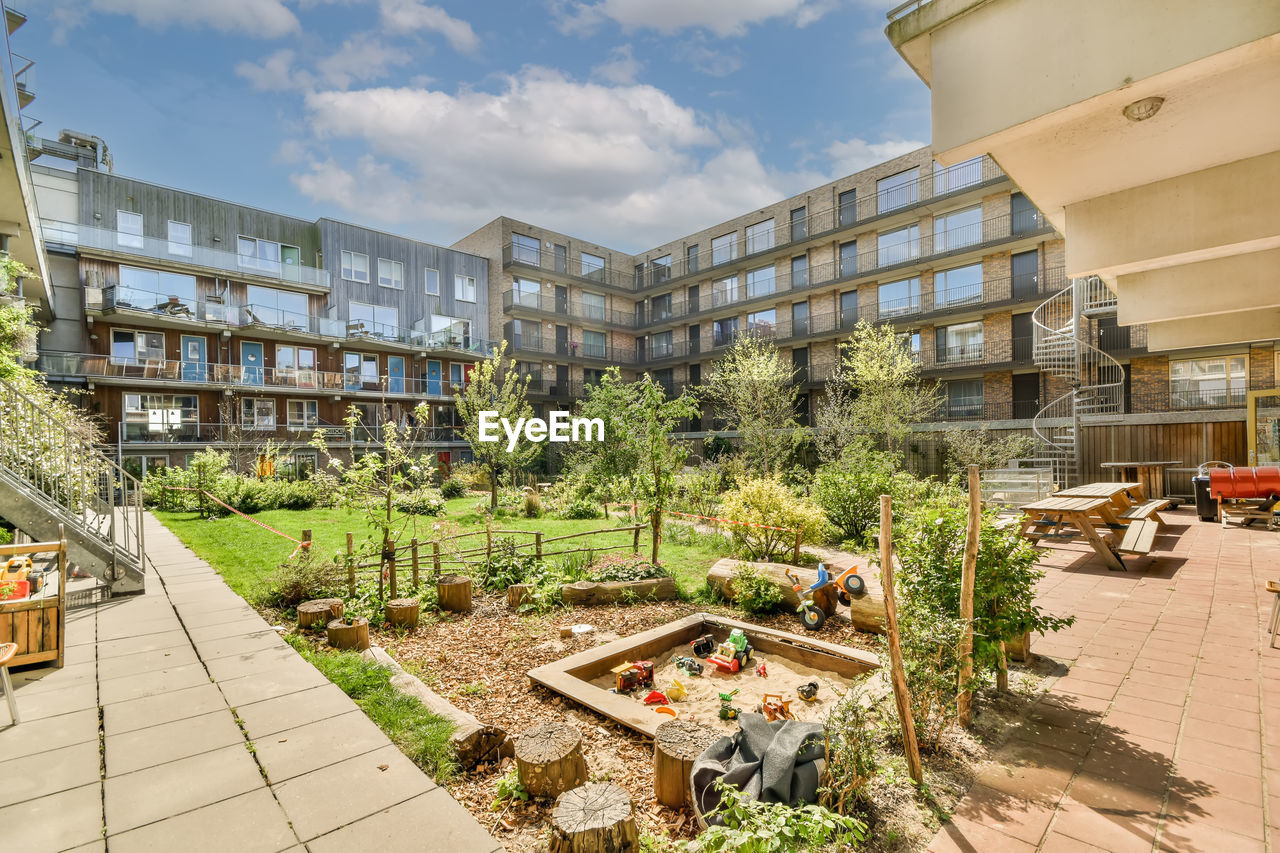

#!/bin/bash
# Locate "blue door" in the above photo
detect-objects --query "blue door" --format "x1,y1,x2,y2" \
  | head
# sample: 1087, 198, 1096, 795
181, 335, 207, 382
426, 360, 442, 396
240, 341, 264, 386
388, 356, 405, 394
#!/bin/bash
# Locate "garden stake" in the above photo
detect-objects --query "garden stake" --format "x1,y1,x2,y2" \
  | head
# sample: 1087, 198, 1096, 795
958, 464, 979, 728
388, 539, 397, 600
535, 530, 542, 561
632, 525, 641, 554
793, 529, 801, 564
345, 532, 355, 597
301, 529, 311, 556
880, 494, 923, 786
411, 537, 420, 587
432, 541, 441, 580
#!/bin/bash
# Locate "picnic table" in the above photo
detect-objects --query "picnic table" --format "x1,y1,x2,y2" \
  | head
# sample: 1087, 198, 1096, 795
1100, 461, 1182, 500
1018, 495, 1141, 571
1053, 482, 1171, 525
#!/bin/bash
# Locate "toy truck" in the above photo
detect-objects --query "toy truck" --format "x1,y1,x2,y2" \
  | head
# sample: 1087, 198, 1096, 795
674, 656, 704, 676
611, 660, 655, 693
690, 634, 716, 657
718, 689, 740, 720
707, 628, 754, 673
758, 693, 795, 722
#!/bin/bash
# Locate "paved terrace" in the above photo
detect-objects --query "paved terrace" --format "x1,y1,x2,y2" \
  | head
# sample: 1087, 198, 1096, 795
0, 514, 501, 853
930, 510, 1280, 852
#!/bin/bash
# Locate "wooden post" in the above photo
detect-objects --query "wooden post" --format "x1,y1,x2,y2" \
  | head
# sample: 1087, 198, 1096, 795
301, 529, 312, 556
632, 524, 640, 554
958, 465, 980, 727
549, 783, 638, 853
535, 531, 543, 561
438, 574, 473, 612
387, 540, 397, 601
410, 538, 420, 587
516, 721, 588, 799
486, 526, 493, 567
880, 494, 923, 786
653, 720, 716, 808
346, 532, 355, 597
298, 598, 343, 630
793, 529, 802, 564
997, 641, 1010, 692
432, 541, 441, 580
327, 616, 370, 650
385, 598, 420, 629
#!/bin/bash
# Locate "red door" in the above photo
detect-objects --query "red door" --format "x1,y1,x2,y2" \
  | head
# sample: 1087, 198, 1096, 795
437, 452, 451, 477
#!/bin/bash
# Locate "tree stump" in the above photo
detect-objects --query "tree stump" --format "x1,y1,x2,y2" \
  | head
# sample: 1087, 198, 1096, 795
508, 583, 532, 609
384, 598, 420, 629
653, 720, 717, 809
438, 574, 473, 612
515, 722, 587, 799
298, 598, 342, 630
549, 783, 639, 853
326, 617, 370, 650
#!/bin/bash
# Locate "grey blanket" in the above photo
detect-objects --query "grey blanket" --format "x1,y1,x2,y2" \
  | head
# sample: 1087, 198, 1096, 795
690, 712, 826, 823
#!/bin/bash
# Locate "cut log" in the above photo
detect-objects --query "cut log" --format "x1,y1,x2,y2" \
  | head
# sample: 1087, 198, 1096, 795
653, 720, 717, 809
549, 782, 639, 853
560, 577, 678, 606
438, 574, 473, 612
384, 598, 420, 630
326, 617, 370, 650
508, 583, 532, 609
515, 721, 588, 799
298, 598, 342, 630
1006, 630, 1032, 662
706, 558, 886, 633
363, 646, 511, 768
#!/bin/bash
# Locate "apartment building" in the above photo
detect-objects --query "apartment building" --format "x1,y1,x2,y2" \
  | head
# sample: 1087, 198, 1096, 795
29, 153, 491, 480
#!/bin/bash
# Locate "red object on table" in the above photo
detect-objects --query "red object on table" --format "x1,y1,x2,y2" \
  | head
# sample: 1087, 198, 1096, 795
1209, 466, 1280, 500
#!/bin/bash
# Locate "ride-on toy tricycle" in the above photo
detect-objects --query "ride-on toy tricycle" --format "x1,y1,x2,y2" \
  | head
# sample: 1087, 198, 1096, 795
784, 563, 866, 631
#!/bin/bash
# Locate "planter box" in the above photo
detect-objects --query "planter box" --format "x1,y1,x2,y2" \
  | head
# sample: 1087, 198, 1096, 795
0, 598, 63, 667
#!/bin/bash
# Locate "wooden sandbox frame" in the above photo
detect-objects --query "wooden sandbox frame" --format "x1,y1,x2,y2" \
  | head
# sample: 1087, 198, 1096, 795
528, 613, 879, 738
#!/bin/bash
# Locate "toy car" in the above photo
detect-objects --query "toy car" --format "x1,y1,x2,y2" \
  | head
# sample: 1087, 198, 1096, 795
675, 656, 704, 676
690, 634, 716, 657
758, 693, 794, 722
706, 629, 754, 673
797, 682, 820, 702
611, 660, 655, 693
718, 689, 740, 720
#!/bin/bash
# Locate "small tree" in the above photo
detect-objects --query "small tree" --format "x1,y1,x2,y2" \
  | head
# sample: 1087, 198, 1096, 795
816, 320, 940, 458
453, 341, 536, 508
719, 477, 828, 561
941, 426, 1035, 480
700, 334, 805, 477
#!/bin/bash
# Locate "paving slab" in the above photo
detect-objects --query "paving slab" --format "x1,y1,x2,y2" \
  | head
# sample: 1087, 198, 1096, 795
104, 709, 246, 776
217, 658, 330, 707
0, 738, 102, 807
252, 709, 389, 784
234, 682, 355, 739
0, 782, 104, 852
0, 706, 99, 763
107, 788, 298, 853
306, 787, 506, 853
103, 743, 264, 836
97, 661, 211, 705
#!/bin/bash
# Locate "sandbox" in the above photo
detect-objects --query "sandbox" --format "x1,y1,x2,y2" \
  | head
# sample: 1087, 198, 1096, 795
527, 613, 879, 738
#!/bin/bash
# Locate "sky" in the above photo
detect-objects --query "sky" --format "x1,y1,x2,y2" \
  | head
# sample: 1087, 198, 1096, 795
21, 0, 931, 253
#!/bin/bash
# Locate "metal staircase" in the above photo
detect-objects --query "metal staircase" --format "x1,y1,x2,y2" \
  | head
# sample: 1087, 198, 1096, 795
0, 376, 145, 594
1028, 276, 1126, 488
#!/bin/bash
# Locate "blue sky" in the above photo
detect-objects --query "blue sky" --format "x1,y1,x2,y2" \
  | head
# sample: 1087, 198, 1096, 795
22, 0, 930, 252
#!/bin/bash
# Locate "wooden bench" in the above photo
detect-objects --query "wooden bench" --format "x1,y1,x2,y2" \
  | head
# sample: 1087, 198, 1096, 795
1119, 500, 1170, 524
1116, 519, 1158, 557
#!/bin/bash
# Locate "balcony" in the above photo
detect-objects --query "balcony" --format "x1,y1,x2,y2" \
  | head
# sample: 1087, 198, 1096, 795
922, 336, 1033, 371
506, 335, 638, 366
39, 352, 469, 399
118, 420, 464, 446
501, 290, 636, 328
42, 220, 331, 290
502, 243, 636, 292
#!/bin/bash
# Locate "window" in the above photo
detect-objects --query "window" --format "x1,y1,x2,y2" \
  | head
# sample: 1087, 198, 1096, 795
246, 284, 309, 330
935, 263, 983, 307
581, 252, 605, 281
652, 293, 673, 322
686, 244, 699, 274
118, 265, 198, 307
791, 302, 809, 337
582, 329, 606, 359
946, 380, 983, 417
688, 324, 701, 355
652, 330, 674, 358
878, 278, 921, 317
111, 329, 165, 365
241, 398, 276, 429
287, 400, 318, 429
901, 330, 921, 357
877, 223, 920, 268
510, 318, 541, 349
713, 317, 738, 347
512, 277, 540, 308
933, 156, 983, 195
790, 207, 807, 242
838, 189, 857, 228
1170, 355, 1248, 408
276, 346, 317, 388
713, 276, 739, 307
377, 258, 404, 289
449, 362, 465, 388
431, 314, 471, 347
791, 255, 808, 288
839, 240, 858, 278
512, 233, 540, 265
745, 266, 776, 299
936, 321, 983, 363
343, 352, 379, 390
117, 211, 143, 248
349, 301, 399, 338
934, 205, 982, 253
652, 255, 671, 286
839, 290, 859, 330
340, 250, 370, 283
167, 221, 191, 257
877, 168, 918, 213
745, 219, 775, 254
581, 292, 606, 323
455, 275, 477, 302
424, 268, 440, 296
747, 308, 776, 337
122, 393, 197, 440
238, 236, 283, 273
711, 232, 737, 266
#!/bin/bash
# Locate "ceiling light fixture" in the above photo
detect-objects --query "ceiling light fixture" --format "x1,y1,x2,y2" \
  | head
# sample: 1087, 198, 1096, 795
1123, 96, 1165, 122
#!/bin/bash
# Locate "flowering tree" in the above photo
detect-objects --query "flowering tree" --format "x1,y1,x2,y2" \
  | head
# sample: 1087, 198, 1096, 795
453, 340, 536, 509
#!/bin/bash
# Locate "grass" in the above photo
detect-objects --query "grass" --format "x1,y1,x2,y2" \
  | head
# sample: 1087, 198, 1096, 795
286, 635, 458, 783
153, 495, 729, 602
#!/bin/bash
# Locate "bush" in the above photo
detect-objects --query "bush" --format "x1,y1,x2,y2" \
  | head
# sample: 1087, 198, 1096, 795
479, 537, 544, 591
695, 780, 865, 853
450, 461, 492, 492
523, 489, 542, 518
440, 478, 466, 499
588, 552, 670, 582
143, 450, 331, 516
820, 685, 879, 814
259, 550, 344, 609
560, 498, 602, 520
719, 477, 829, 561
391, 489, 446, 516
730, 562, 784, 614
813, 442, 928, 544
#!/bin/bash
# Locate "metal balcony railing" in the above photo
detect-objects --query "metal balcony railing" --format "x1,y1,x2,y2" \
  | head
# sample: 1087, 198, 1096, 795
118, 421, 465, 445
506, 335, 639, 366
501, 290, 636, 328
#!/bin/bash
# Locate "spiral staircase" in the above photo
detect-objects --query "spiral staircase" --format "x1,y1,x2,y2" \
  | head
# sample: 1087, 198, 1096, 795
1027, 276, 1127, 488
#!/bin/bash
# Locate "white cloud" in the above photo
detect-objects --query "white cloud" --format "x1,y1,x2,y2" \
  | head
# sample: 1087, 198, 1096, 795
236, 49, 314, 92
236, 34, 412, 92
380, 0, 480, 53
591, 44, 643, 85
289, 69, 823, 249
52, 0, 299, 39
675, 36, 743, 77
825, 137, 926, 176
555, 0, 836, 37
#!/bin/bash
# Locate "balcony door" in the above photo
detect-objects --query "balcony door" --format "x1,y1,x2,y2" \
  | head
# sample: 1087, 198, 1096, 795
1012, 250, 1039, 299
426, 360, 442, 396
240, 341, 264, 386
181, 335, 206, 382
387, 356, 405, 394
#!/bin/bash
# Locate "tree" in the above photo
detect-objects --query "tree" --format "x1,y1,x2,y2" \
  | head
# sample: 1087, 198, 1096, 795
941, 427, 1035, 480
453, 340, 536, 509
700, 334, 805, 477
815, 320, 940, 459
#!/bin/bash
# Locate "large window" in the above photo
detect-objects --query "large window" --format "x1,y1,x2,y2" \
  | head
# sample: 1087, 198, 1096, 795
240, 397, 276, 429
340, 250, 370, 283
791, 255, 808, 288
582, 330, 606, 358
349, 301, 399, 337
713, 276, 739, 307
686, 244, 699, 274
122, 393, 198, 440
377, 258, 404, 289
745, 266, 776, 299
117, 211, 143, 248
1170, 355, 1248, 408
747, 308, 776, 336
877, 223, 920, 268
343, 352, 379, 390
934, 263, 983, 307
581, 252, 605, 281
711, 232, 737, 266
713, 317, 738, 347
111, 329, 165, 365
946, 380, 983, 418
936, 321, 983, 363
651, 255, 671, 285
790, 207, 807, 242
651, 293, 673, 322
287, 400, 318, 429
276, 345, 317, 388
745, 219, 775, 254
933, 156, 983, 195
878, 278, 920, 318
167, 221, 192, 257
424, 267, 440, 295
581, 291, 606, 322
118, 265, 198, 307
934, 205, 982, 253
510, 318, 540, 350
238, 236, 283, 273
246, 284, 309, 330
455, 275, 477, 302
512, 233, 540, 265
877, 168, 918, 213
791, 302, 808, 337
652, 330, 674, 358
512, 277, 540, 308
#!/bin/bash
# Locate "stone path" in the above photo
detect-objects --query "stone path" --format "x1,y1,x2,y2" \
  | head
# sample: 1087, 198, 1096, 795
0, 513, 502, 853
929, 510, 1280, 852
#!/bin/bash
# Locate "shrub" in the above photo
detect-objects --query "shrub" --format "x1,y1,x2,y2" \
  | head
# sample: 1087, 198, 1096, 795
588, 552, 670, 582
820, 685, 879, 813
391, 489, 446, 516
449, 461, 492, 492
560, 498, 602, 520
879, 605, 966, 752
719, 477, 829, 561
523, 489, 542, 518
730, 562, 784, 614
695, 780, 865, 853
480, 537, 543, 591
259, 550, 344, 609
812, 442, 929, 543
440, 478, 466, 499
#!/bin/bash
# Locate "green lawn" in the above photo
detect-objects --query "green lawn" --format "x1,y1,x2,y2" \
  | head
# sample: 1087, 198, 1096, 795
154, 496, 727, 602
